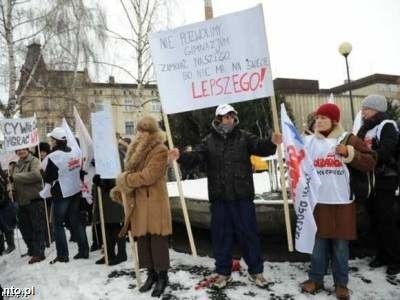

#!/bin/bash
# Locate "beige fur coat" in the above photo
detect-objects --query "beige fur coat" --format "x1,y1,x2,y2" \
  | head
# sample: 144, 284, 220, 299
111, 130, 172, 238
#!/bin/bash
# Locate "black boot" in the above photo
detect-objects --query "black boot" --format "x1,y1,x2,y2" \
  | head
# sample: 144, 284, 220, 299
109, 238, 127, 266
4, 231, 15, 254
151, 271, 168, 298
139, 269, 158, 293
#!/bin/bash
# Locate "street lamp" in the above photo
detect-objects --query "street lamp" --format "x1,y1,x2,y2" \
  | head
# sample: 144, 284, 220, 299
338, 42, 355, 121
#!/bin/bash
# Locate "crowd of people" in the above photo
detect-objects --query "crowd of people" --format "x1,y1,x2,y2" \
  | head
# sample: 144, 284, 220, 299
1, 94, 400, 299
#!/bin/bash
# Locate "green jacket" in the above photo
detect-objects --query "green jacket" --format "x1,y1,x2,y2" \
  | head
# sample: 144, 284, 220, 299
13, 154, 42, 206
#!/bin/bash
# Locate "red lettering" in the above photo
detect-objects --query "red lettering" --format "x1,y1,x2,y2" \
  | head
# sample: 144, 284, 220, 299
201, 80, 210, 97
232, 74, 241, 93
191, 82, 203, 99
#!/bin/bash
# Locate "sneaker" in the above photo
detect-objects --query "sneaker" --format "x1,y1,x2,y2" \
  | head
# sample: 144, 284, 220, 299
387, 264, 400, 276
28, 256, 45, 264
335, 285, 350, 300
95, 257, 106, 265
50, 256, 69, 264
369, 257, 386, 268
210, 274, 232, 289
300, 279, 323, 294
73, 252, 89, 259
249, 273, 269, 288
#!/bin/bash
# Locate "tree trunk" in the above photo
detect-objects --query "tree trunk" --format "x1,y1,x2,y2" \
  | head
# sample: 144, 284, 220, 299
5, 0, 16, 117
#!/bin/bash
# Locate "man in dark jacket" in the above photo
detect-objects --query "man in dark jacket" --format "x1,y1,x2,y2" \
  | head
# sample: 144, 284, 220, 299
357, 94, 400, 275
170, 104, 281, 288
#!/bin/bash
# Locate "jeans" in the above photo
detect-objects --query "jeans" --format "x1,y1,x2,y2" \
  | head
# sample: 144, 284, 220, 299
52, 193, 88, 258
309, 237, 349, 286
210, 200, 263, 276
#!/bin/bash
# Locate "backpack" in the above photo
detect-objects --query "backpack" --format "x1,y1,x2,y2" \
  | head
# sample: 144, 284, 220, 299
339, 133, 374, 202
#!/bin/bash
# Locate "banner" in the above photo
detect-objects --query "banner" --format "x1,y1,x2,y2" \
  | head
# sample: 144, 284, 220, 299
91, 104, 121, 179
281, 104, 320, 253
150, 5, 273, 114
1, 116, 39, 151
0, 151, 19, 170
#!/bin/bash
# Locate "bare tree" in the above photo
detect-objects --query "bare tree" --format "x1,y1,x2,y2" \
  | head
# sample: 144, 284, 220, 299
0, 0, 49, 117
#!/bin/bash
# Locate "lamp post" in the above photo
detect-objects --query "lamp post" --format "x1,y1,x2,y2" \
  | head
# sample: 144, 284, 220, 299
338, 42, 355, 121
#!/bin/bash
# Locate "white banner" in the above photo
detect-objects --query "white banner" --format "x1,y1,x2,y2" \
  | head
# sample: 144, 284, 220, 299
91, 104, 121, 179
1, 116, 39, 151
150, 5, 273, 114
0, 151, 19, 170
281, 104, 320, 254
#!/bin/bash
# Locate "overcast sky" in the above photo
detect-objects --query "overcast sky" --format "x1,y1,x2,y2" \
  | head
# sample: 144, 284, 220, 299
103, 0, 400, 89
2, 0, 399, 104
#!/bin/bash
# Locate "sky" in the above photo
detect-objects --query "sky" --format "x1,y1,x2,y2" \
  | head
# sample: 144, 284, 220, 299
1, 0, 400, 103
102, 0, 400, 89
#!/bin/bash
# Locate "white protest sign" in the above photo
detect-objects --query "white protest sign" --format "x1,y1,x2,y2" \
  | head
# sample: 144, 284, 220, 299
91, 104, 121, 179
150, 5, 273, 114
0, 151, 19, 170
1, 116, 39, 151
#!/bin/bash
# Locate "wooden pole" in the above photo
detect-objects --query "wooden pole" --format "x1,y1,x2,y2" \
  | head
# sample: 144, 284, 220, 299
204, 0, 213, 19
162, 113, 197, 257
96, 186, 109, 264
121, 192, 142, 287
269, 95, 293, 252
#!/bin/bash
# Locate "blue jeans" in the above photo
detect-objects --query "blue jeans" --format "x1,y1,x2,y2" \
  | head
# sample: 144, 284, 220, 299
210, 200, 263, 276
309, 237, 349, 286
52, 193, 88, 258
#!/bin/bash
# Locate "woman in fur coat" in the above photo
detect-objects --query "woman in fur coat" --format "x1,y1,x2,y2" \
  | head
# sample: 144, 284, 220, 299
111, 115, 172, 298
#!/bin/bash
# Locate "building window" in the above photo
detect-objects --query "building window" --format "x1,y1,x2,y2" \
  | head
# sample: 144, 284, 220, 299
45, 122, 54, 134
124, 99, 134, 112
151, 102, 162, 112
125, 121, 134, 135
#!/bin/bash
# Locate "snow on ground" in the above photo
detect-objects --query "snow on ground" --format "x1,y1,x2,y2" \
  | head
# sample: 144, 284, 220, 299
1, 234, 400, 300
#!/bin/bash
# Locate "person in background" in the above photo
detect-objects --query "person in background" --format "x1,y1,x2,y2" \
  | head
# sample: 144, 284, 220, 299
356, 94, 400, 275
300, 103, 376, 300
42, 127, 89, 264
10, 148, 46, 264
170, 104, 281, 289
0, 166, 16, 255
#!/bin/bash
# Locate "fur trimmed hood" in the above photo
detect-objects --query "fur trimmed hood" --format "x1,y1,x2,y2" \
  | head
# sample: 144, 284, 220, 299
124, 131, 164, 172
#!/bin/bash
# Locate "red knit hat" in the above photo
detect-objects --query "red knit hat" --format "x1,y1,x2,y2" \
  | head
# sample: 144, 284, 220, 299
315, 103, 340, 122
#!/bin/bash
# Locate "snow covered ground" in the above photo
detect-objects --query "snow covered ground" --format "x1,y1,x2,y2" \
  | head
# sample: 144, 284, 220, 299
1, 234, 400, 300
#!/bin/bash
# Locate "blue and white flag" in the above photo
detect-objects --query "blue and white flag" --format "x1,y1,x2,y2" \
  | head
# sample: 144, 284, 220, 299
280, 104, 320, 253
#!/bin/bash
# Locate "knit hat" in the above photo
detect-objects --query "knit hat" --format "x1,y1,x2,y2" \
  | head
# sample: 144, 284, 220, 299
315, 103, 340, 123
361, 94, 387, 112
39, 142, 51, 154
137, 115, 159, 133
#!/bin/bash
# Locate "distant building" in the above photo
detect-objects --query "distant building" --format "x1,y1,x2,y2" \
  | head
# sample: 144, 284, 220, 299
17, 43, 161, 140
274, 74, 400, 131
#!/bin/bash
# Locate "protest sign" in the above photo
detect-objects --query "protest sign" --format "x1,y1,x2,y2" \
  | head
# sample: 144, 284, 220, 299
1, 116, 39, 151
150, 5, 273, 114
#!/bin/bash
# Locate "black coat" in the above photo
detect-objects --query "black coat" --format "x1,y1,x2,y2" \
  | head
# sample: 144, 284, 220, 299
179, 125, 276, 202
358, 115, 399, 190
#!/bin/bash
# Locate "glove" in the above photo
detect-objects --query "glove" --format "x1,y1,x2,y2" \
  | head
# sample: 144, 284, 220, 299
110, 187, 122, 203
80, 169, 88, 181
92, 174, 102, 186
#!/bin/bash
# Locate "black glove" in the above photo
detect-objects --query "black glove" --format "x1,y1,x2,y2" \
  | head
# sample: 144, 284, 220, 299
92, 174, 102, 186
80, 170, 87, 181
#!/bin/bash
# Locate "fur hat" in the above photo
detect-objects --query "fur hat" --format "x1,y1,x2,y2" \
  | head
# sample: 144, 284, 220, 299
315, 103, 340, 123
137, 116, 159, 133
361, 94, 387, 112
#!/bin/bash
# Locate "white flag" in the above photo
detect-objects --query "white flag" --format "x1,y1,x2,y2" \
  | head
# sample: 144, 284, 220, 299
61, 118, 80, 152
327, 93, 334, 103
281, 104, 320, 253
74, 107, 95, 203
352, 110, 362, 135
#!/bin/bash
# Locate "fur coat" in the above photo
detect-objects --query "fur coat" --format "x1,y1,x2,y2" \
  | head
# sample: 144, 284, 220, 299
111, 129, 172, 238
